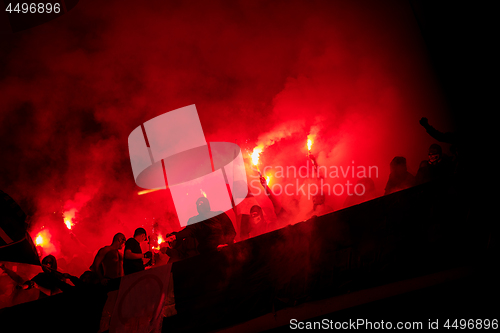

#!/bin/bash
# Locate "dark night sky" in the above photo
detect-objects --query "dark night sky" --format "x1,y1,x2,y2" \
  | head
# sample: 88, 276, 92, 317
0, 0, 491, 274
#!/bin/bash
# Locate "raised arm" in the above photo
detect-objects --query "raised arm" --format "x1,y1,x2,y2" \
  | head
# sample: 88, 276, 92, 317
420, 117, 457, 144
259, 176, 283, 216
0, 263, 24, 285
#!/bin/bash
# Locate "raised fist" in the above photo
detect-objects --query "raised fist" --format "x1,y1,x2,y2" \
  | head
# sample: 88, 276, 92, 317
419, 117, 428, 127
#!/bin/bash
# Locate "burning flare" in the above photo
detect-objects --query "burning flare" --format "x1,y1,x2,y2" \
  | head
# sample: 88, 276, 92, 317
64, 217, 73, 230
251, 146, 263, 167
63, 209, 76, 230
33, 229, 56, 255
200, 189, 207, 198
266, 175, 271, 186
250, 145, 264, 176
138, 189, 162, 195
35, 234, 44, 246
154, 235, 163, 250
307, 138, 313, 152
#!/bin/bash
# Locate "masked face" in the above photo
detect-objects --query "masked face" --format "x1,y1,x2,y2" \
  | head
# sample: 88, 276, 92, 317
428, 152, 440, 164
196, 198, 210, 215
42, 256, 57, 273
250, 211, 262, 225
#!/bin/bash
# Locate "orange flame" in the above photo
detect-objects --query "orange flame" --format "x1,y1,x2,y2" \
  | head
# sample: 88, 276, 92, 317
266, 175, 271, 185
153, 235, 164, 250
35, 234, 44, 246
64, 218, 73, 230
251, 146, 263, 166
63, 209, 76, 230
138, 189, 162, 195
34, 229, 56, 255
307, 138, 313, 151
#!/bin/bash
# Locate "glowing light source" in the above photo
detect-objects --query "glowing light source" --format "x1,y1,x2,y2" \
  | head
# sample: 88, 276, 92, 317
266, 175, 271, 185
36, 234, 43, 246
307, 138, 313, 151
34, 229, 51, 248
63, 209, 76, 230
32, 229, 57, 256
64, 217, 73, 230
138, 189, 162, 195
154, 235, 164, 250
251, 147, 263, 166
200, 189, 207, 198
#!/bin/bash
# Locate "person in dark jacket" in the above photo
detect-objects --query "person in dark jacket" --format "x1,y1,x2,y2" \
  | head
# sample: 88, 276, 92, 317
21, 255, 78, 298
384, 156, 416, 195
166, 197, 236, 260
123, 228, 152, 275
415, 144, 453, 185
240, 205, 269, 241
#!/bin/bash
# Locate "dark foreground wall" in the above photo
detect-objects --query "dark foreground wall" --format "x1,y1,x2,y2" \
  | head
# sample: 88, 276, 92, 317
165, 175, 495, 332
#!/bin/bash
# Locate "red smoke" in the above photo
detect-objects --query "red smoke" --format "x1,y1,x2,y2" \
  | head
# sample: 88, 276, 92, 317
0, 0, 454, 277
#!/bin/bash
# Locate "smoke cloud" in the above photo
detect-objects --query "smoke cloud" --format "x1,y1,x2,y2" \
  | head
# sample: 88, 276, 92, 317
0, 0, 453, 276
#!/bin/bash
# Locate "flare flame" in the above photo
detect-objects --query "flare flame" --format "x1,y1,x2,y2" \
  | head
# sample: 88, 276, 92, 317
63, 209, 76, 230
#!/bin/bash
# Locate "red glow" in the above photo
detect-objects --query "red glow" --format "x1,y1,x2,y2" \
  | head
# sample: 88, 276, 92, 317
251, 147, 263, 167
34, 229, 57, 255
35, 234, 43, 246
63, 209, 76, 230
0, 0, 454, 279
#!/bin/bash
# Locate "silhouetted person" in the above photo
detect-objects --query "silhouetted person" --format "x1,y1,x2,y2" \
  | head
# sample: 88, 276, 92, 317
415, 144, 453, 185
166, 197, 236, 259
187, 197, 225, 225
308, 175, 334, 219
90, 233, 126, 281
384, 156, 416, 195
303, 170, 333, 219
420, 117, 463, 175
344, 177, 377, 207
21, 255, 78, 298
259, 176, 292, 228
123, 228, 152, 275
240, 205, 268, 240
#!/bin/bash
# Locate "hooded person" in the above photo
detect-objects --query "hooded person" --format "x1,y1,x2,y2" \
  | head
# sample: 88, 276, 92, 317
187, 197, 224, 225
166, 197, 236, 259
22, 255, 77, 298
419, 117, 463, 174
384, 156, 416, 195
239, 205, 268, 240
416, 144, 453, 185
